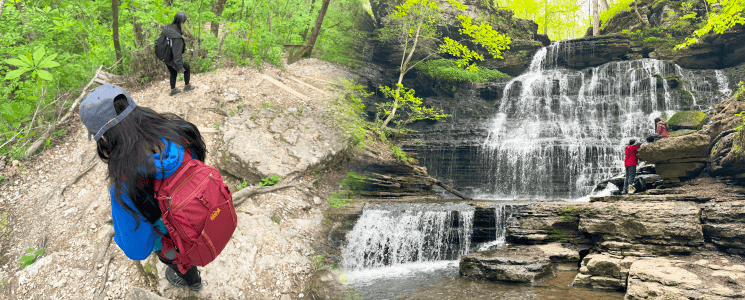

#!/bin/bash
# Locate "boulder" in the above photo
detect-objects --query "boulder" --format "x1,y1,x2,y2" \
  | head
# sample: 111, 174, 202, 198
535, 243, 581, 271
572, 254, 636, 290
459, 245, 554, 283
667, 111, 710, 130
217, 107, 348, 184
701, 97, 745, 144
709, 131, 745, 176
507, 201, 591, 245
669, 129, 696, 137
625, 256, 745, 300
579, 201, 704, 256
655, 161, 706, 179
702, 201, 745, 255
637, 133, 709, 164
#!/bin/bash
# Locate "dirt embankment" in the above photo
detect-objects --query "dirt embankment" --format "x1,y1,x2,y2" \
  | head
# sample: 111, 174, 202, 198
0, 58, 359, 300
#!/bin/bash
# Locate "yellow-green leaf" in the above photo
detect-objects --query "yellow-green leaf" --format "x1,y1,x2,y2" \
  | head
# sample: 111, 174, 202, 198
32, 47, 45, 66
36, 69, 53, 81
5, 58, 30, 68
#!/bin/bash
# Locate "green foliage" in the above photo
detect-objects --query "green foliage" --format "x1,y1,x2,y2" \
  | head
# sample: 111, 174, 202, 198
324, 80, 372, 148
4, 47, 60, 86
236, 181, 248, 190
18, 247, 45, 270
500, 0, 588, 40
735, 81, 745, 101
378, 84, 451, 131
416, 59, 509, 82
547, 228, 567, 238
391, 145, 415, 164
213, 122, 221, 130
0, 212, 10, 236
312, 254, 325, 270
676, 0, 745, 49
559, 205, 581, 221
600, 0, 634, 29
258, 174, 280, 187
328, 172, 365, 208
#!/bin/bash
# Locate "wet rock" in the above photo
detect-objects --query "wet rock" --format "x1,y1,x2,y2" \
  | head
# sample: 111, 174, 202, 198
579, 201, 704, 256
549, 33, 631, 69
535, 243, 581, 271
459, 245, 554, 283
507, 201, 591, 245
667, 111, 710, 130
306, 266, 348, 300
702, 201, 745, 255
217, 108, 348, 184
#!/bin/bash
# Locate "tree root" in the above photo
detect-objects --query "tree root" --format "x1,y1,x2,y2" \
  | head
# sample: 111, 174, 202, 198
94, 255, 115, 300
88, 227, 115, 281
134, 256, 160, 292
202, 107, 230, 116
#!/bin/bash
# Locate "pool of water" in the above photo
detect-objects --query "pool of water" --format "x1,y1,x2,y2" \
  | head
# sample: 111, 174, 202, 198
346, 262, 625, 300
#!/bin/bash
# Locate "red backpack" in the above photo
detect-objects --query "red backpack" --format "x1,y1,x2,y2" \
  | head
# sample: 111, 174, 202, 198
154, 152, 237, 274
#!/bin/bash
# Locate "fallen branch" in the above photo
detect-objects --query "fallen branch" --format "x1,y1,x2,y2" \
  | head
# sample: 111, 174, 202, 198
24, 65, 104, 158
60, 152, 98, 197
287, 76, 330, 97
261, 74, 310, 101
202, 107, 230, 116
94, 255, 115, 300
293, 74, 343, 87
436, 181, 472, 200
232, 183, 297, 206
89, 227, 115, 280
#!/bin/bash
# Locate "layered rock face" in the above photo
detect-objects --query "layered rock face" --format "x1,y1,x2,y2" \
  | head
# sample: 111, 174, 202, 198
572, 254, 636, 290
459, 245, 554, 283
702, 201, 745, 255
637, 133, 709, 183
506, 202, 590, 245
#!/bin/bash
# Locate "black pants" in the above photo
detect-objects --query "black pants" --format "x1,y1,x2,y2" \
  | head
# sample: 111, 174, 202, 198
623, 165, 637, 193
157, 250, 201, 285
166, 62, 191, 89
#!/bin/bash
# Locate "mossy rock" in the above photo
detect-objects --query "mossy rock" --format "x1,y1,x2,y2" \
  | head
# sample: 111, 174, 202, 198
670, 129, 696, 137
667, 111, 710, 130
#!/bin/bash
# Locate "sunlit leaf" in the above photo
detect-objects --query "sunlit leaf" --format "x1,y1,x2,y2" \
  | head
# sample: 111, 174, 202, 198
32, 47, 45, 66
36, 70, 53, 81
4, 68, 30, 80
5, 58, 30, 68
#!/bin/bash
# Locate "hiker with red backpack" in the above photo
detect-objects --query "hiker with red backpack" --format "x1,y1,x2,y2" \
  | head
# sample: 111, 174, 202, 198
155, 12, 195, 96
79, 84, 236, 291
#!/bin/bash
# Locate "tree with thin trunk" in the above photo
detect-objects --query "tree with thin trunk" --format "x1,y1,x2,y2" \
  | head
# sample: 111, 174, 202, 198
301, 0, 317, 41
305, 0, 330, 57
377, 0, 510, 131
112, 0, 123, 70
592, 0, 599, 36
211, 0, 228, 38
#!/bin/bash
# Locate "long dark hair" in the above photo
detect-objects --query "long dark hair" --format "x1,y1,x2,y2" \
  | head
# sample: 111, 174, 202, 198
96, 95, 206, 229
172, 12, 187, 33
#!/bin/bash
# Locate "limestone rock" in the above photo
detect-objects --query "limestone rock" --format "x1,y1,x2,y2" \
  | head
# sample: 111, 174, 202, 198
625, 256, 745, 300
535, 243, 581, 271
655, 161, 706, 179
667, 111, 710, 130
572, 254, 635, 291
459, 245, 554, 283
579, 201, 704, 256
548, 33, 631, 69
709, 131, 745, 176
637, 133, 709, 164
306, 267, 348, 300
669, 129, 696, 137
702, 201, 745, 255
217, 107, 348, 184
507, 201, 590, 245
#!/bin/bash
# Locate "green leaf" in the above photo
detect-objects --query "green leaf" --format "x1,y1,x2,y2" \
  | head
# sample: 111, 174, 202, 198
32, 47, 45, 66
4, 68, 30, 80
36, 70, 53, 81
23, 52, 33, 65
45, 138, 51, 146
34, 250, 45, 256
5, 58, 30, 68
37, 53, 59, 69
271, 175, 279, 181
27, 248, 34, 254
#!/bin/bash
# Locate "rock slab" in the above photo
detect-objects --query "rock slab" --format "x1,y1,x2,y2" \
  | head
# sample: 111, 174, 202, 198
459, 245, 554, 283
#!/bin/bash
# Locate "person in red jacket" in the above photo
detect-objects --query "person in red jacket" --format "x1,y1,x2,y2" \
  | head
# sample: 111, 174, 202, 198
623, 139, 642, 194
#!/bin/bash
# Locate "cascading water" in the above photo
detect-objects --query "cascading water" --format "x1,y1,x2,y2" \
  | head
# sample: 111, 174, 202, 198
716, 70, 733, 97
342, 203, 474, 271
471, 42, 733, 200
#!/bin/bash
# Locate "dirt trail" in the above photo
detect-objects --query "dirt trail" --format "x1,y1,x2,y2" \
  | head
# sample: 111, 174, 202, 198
0, 58, 354, 299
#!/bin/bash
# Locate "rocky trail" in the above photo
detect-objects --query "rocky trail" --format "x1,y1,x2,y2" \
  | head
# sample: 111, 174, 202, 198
0, 58, 356, 300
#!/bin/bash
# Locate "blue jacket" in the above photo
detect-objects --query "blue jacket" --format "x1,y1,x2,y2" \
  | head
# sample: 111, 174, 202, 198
111, 139, 187, 260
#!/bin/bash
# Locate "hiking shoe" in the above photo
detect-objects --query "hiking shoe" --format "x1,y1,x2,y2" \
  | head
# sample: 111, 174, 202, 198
169, 88, 182, 96
184, 85, 196, 91
165, 267, 203, 291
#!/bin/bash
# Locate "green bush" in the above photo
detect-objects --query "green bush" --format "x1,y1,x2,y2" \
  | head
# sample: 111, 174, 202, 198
415, 59, 510, 82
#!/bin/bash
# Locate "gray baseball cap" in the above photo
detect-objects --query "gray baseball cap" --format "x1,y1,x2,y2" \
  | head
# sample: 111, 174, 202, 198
79, 84, 137, 141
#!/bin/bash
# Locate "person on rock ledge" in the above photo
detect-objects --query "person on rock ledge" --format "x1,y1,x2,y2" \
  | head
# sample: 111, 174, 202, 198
655, 117, 671, 138
623, 139, 642, 195
79, 84, 205, 291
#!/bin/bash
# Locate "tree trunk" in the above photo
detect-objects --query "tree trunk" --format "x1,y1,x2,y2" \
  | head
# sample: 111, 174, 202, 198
634, 1, 650, 27
600, 0, 609, 11
301, 0, 317, 41
0, 0, 6, 19
592, 0, 599, 36
131, 7, 145, 48
304, 0, 330, 57
165, 0, 173, 6
112, 0, 123, 70
379, 19, 423, 131
210, 0, 228, 38
543, 0, 548, 34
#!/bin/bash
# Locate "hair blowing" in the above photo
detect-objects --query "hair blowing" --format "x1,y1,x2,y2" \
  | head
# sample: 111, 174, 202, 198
96, 95, 206, 229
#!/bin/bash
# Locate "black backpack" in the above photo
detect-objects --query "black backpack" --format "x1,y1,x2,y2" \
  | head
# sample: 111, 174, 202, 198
154, 33, 173, 63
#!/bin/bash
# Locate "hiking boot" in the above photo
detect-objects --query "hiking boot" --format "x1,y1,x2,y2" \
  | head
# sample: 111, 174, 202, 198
169, 88, 182, 96
184, 84, 196, 91
165, 267, 203, 291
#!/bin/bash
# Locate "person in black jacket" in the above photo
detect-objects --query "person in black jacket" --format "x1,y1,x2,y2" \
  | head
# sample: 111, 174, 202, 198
163, 12, 195, 96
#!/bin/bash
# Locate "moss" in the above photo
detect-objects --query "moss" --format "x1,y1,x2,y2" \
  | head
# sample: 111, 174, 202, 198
667, 110, 709, 128
416, 59, 511, 82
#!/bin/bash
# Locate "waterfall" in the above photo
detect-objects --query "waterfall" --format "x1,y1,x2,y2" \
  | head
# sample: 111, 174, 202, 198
476, 203, 513, 251
716, 70, 733, 97
474, 45, 732, 200
342, 203, 474, 271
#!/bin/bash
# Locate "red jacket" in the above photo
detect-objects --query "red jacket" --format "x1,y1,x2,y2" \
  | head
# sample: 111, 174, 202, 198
625, 144, 641, 167
656, 122, 670, 138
